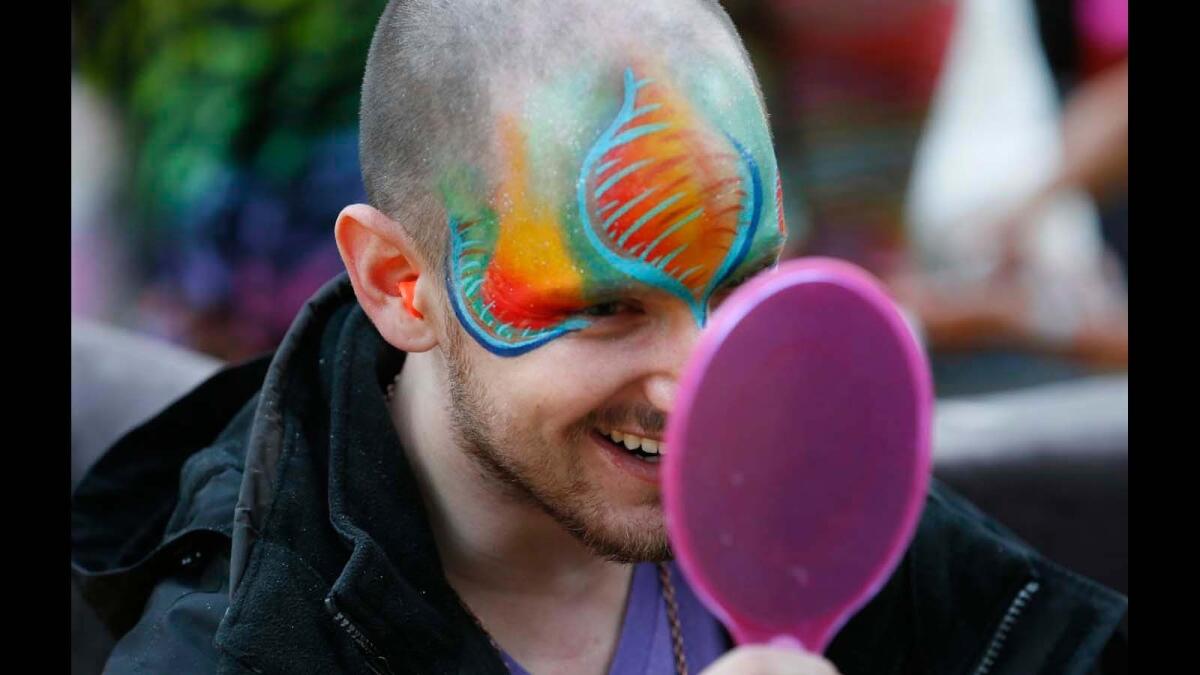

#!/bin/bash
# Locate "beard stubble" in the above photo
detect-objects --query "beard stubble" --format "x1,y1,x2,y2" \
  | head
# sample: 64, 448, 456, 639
440, 323, 671, 563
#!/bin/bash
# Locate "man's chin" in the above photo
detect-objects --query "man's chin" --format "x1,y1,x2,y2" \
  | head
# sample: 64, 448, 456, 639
562, 505, 673, 564
580, 533, 673, 564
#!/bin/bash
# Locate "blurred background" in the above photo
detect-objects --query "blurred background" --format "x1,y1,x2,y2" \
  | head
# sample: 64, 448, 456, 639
71, 1, 1127, 670
728, 0, 1128, 396
71, 0, 1127, 393
71, 0, 1127, 394
72, 0, 380, 359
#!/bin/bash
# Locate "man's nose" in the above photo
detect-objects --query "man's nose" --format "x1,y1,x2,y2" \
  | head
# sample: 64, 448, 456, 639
641, 310, 704, 415
644, 373, 678, 415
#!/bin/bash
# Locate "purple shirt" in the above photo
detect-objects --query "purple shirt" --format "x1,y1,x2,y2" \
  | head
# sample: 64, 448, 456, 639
500, 561, 729, 674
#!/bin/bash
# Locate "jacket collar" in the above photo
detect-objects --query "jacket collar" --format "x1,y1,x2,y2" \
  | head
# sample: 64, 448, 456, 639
222, 273, 507, 673
71, 350, 271, 635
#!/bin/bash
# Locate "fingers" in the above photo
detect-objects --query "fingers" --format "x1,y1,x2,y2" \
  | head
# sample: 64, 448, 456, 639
699, 645, 842, 675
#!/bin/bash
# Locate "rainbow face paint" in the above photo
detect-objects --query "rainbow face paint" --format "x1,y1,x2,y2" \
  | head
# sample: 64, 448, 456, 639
446, 62, 786, 356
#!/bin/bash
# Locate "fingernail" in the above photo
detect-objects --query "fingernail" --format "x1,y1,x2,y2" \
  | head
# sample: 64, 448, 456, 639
768, 635, 806, 651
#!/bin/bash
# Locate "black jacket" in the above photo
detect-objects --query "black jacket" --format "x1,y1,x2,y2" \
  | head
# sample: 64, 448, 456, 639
72, 274, 1128, 674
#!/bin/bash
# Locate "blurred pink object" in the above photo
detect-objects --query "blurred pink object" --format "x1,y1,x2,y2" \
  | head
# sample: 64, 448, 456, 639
663, 258, 933, 652
1078, 0, 1127, 51
1078, 0, 1128, 75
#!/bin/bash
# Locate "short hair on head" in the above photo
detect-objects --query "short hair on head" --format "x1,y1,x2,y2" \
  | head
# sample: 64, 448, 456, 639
358, 0, 766, 275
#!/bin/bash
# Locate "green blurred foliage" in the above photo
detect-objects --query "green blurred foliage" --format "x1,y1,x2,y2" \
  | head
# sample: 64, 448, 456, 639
73, 0, 389, 236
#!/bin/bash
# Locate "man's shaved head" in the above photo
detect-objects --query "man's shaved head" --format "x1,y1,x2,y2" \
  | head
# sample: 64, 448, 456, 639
359, 0, 768, 271
355, 0, 787, 563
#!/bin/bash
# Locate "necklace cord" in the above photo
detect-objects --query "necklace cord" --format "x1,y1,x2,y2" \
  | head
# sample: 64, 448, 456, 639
658, 561, 690, 675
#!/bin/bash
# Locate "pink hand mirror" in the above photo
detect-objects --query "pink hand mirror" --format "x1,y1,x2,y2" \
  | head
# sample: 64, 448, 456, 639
662, 257, 933, 652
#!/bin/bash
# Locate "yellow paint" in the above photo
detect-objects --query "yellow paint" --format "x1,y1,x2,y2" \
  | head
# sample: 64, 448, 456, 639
487, 117, 586, 316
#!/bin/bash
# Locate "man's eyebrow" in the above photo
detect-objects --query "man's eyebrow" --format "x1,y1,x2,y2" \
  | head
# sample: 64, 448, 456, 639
717, 248, 782, 290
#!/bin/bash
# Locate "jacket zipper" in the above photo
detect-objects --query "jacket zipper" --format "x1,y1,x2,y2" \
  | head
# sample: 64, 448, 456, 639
971, 580, 1040, 675
325, 596, 397, 675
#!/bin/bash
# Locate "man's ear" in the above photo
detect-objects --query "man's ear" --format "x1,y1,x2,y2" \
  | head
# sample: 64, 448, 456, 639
335, 204, 438, 353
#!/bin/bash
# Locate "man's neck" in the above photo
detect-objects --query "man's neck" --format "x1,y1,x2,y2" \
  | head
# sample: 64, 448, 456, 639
389, 351, 633, 673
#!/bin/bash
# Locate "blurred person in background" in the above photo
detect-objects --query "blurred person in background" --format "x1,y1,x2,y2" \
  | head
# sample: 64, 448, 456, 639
990, 0, 1128, 361
72, 12, 134, 324
727, 0, 1128, 395
727, 0, 959, 278
72, 74, 133, 322
72, 0, 1128, 383
897, 0, 1128, 386
1030, 0, 1127, 276
71, 1, 1126, 673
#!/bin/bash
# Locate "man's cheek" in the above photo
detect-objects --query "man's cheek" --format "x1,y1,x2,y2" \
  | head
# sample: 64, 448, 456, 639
511, 353, 622, 419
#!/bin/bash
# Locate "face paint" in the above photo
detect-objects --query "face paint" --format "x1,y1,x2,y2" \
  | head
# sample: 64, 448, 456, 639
579, 66, 767, 325
445, 122, 593, 356
446, 62, 786, 356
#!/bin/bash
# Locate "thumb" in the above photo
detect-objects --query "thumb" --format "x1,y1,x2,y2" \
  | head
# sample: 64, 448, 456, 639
699, 644, 841, 675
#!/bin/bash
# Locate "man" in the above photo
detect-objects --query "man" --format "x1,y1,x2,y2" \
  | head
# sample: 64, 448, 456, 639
71, 1, 1127, 673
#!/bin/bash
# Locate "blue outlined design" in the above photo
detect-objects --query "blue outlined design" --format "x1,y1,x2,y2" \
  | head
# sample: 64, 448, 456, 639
447, 214, 588, 357
576, 68, 763, 326
445, 66, 766, 357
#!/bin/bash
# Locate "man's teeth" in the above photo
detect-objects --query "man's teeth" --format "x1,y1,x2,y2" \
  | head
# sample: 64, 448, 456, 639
603, 429, 663, 455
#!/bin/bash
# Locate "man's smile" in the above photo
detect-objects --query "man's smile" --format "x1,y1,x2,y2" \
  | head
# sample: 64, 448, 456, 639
596, 426, 665, 460
590, 428, 664, 485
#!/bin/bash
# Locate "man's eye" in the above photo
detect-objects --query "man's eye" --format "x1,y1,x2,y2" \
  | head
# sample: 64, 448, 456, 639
715, 275, 752, 297
719, 263, 776, 296
579, 301, 640, 318
708, 271, 762, 308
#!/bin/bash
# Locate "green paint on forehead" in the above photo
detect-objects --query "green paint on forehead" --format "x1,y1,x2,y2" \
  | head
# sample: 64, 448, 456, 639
442, 57, 787, 356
